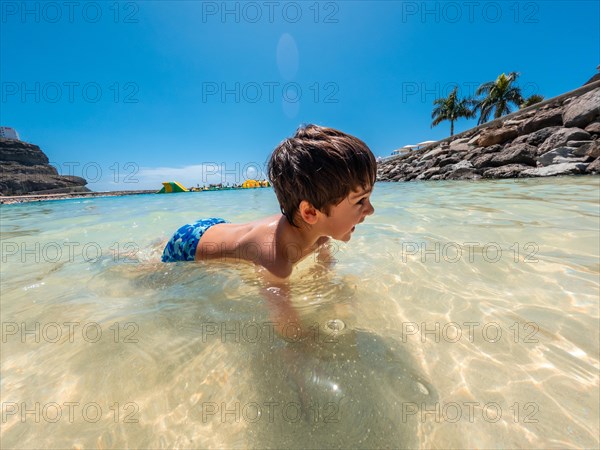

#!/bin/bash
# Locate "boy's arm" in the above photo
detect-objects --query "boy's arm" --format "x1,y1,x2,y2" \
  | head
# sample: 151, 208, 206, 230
258, 274, 306, 341
261, 282, 300, 338
258, 265, 325, 342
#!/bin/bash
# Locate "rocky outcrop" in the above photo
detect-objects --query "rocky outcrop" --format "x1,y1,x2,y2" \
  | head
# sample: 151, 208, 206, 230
378, 80, 600, 182
0, 139, 89, 195
562, 89, 600, 127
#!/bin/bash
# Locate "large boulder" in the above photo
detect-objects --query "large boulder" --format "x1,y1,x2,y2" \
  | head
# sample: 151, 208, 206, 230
448, 142, 473, 152
471, 153, 497, 169
586, 158, 600, 173
465, 145, 503, 160
584, 121, 600, 134
520, 163, 589, 177
420, 146, 449, 161
490, 143, 537, 167
538, 147, 579, 166
512, 126, 561, 147
562, 88, 600, 128
482, 164, 532, 178
537, 128, 591, 154
448, 138, 474, 152
573, 140, 600, 159
518, 108, 563, 135
441, 160, 480, 180
477, 127, 519, 147
444, 168, 481, 180
415, 167, 441, 180
437, 156, 462, 167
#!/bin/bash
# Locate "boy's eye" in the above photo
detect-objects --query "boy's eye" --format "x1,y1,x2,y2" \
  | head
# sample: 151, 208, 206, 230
357, 197, 366, 205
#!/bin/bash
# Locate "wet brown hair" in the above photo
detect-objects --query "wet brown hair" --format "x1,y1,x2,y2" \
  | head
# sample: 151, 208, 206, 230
267, 124, 376, 226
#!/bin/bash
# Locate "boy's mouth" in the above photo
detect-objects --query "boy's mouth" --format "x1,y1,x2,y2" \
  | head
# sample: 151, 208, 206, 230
352, 220, 363, 232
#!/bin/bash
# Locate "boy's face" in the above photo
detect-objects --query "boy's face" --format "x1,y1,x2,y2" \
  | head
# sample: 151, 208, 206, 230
320, 186, 375, 242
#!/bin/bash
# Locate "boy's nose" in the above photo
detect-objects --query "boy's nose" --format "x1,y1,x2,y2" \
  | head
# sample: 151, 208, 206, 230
365, 200, 375, 216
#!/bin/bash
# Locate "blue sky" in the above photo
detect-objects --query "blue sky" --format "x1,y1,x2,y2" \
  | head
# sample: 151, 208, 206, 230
1, 1, 598, 191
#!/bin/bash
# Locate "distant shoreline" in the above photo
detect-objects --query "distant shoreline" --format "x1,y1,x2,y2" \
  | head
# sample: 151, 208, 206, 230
0, 187, 273, 205
0, 190, 157, 205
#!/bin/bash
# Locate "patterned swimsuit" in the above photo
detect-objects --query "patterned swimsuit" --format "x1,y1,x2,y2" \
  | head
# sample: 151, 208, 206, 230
161, 218, 228, 262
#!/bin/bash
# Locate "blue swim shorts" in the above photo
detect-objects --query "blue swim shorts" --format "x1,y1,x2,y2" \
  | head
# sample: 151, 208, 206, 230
162, 217, 228, 263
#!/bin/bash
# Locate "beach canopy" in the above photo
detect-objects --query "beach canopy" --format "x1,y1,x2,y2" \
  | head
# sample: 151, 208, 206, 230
157, 181, 189, 193
241, 179, 270, 188
242, 179, 260, 188
417, 140, 437, 147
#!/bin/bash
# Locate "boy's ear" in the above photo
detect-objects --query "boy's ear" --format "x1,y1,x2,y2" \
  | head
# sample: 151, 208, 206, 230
298, 200, 319, 225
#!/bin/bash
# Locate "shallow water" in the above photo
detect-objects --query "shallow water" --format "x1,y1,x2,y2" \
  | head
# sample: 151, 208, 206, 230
1, 176, 598, 449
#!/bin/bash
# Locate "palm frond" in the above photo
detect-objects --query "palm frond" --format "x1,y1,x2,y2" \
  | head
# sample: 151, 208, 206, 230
430, 86, 475, 135
474, 71, 528, 124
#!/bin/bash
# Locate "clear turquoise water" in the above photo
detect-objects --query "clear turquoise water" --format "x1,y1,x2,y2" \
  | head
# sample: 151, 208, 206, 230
1, 176, 599, 448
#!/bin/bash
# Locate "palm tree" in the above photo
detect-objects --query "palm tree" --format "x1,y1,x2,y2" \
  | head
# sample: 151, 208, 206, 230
474, 72, 524, 125
520, 94, 544, 109
431, 86, 476, 136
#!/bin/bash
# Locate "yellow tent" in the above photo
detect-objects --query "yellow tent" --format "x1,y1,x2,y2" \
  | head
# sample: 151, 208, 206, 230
242, 179, 259, 188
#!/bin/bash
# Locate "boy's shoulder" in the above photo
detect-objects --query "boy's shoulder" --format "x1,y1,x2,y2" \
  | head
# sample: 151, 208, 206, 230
197, 215, 279, 259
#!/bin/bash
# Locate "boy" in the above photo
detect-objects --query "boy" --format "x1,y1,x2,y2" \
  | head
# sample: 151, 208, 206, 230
161, 124, 376, 280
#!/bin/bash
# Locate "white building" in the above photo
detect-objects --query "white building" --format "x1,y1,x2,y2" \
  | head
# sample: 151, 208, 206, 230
391, 141, 438, 156
0, 127, 20, 140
